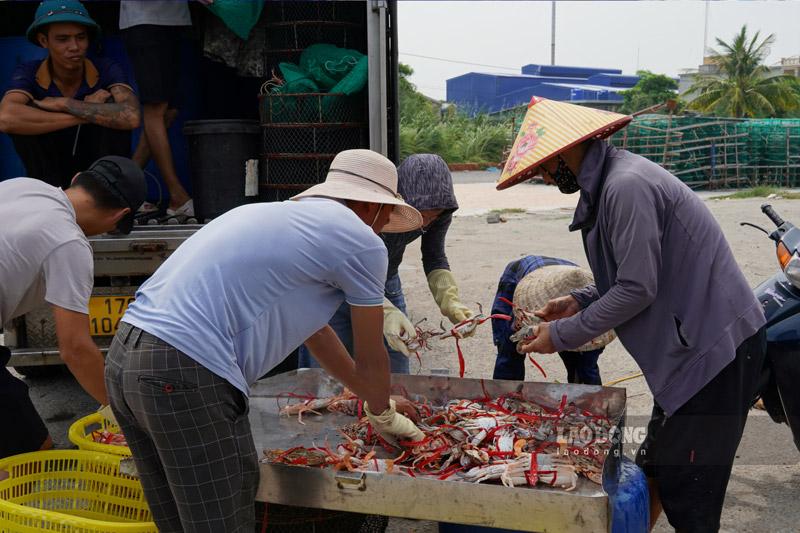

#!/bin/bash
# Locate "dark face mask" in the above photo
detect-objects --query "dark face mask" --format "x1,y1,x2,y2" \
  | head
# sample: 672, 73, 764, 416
551, 156, 580, 194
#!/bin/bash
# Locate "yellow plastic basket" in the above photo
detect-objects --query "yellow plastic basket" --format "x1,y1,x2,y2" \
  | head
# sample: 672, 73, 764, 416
68, 412, 132, 456
0, 450, 156, 532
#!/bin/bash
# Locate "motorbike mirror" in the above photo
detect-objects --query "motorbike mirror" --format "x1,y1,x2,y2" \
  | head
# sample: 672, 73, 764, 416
739, 221, 771, 236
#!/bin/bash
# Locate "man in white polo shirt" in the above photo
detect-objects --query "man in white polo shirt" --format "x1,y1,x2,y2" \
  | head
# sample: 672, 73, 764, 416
0, 156, 145, 459
105, 149, 425, 533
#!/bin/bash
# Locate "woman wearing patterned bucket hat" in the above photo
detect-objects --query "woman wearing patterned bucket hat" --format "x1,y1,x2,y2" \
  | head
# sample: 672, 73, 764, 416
490, 258, 615, 385
498, 97, 766, 532
297, 153, 474, 374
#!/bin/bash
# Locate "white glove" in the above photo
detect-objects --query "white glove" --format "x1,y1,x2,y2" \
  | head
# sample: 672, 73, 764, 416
383, 298, 416, 357
98, 404, 120, 428
364, 399, 425, 444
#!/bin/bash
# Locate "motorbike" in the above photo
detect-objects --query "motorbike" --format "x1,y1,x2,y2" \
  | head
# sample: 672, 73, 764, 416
742, 204, 800, 451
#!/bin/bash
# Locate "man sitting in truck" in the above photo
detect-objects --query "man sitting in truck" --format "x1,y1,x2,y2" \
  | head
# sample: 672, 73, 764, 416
0, 0, 140, 190
0, 156, 145, 459
106, 149, 426, 532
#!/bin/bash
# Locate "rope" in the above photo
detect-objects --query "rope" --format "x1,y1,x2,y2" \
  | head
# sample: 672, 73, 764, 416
603, 372, 644, 387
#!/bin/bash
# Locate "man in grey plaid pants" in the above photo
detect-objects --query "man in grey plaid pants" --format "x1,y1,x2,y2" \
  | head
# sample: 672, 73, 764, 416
106, 150, 426, 532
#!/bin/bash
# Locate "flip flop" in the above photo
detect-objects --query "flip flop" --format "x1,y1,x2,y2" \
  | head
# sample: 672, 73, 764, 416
166, 199, 195, 217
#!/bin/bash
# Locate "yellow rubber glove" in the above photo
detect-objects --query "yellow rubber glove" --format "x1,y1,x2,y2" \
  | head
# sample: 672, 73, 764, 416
427, 269, 474, 325
364, 399, 425, 444
383, 298, 415, 357
98, 404, 120, 428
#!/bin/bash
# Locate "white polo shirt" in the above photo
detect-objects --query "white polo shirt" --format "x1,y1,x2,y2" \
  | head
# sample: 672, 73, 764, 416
122, 198, 388, 395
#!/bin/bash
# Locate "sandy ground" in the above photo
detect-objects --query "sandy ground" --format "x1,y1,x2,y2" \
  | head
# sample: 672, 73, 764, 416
16, 178, 800, 532
453, 182, 580, 216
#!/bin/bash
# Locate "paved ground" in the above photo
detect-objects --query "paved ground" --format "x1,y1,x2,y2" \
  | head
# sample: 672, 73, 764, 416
10, 176, 800, 532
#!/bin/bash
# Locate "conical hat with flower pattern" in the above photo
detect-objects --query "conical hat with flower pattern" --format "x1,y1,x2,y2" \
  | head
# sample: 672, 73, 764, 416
496, 97, 631, 190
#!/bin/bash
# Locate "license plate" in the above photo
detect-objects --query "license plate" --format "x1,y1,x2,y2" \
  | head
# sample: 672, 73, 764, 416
88, 296, 135, 336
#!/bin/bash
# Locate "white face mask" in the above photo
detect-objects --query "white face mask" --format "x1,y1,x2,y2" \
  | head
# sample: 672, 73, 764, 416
369, 204, 385, 231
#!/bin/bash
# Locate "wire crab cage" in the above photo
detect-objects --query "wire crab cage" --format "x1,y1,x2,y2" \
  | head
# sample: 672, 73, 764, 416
258, 2, 370, 203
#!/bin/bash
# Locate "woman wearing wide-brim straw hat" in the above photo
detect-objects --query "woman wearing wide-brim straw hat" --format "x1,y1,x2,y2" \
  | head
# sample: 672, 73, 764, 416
497, 97, 766, 532
299, 153, 475, 374
490, 258, 614, 385
105, 149, 427, 532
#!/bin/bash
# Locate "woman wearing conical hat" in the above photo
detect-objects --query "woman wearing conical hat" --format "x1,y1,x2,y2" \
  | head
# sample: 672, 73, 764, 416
498, 97, 765, 532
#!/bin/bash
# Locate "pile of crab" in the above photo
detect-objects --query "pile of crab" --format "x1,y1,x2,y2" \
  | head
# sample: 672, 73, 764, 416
266, 389, 614, 491
396, 303, 516, 378
90, 429, 128, 447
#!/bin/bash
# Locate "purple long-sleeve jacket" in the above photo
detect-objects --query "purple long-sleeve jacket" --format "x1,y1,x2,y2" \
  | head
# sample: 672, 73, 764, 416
550, 140, 765, 415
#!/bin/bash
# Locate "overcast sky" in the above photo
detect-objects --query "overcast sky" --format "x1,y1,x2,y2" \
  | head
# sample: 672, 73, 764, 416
396, 1, 800, 100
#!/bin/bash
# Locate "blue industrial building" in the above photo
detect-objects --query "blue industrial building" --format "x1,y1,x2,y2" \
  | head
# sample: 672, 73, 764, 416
446, 64, 640, 115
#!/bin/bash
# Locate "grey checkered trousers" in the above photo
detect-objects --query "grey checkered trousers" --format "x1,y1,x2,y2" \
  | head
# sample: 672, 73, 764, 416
105, 322, 259, 533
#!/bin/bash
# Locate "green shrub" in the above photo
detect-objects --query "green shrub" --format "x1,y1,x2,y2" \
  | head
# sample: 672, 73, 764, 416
398, 63, 513, 164
399, 112, 513, 164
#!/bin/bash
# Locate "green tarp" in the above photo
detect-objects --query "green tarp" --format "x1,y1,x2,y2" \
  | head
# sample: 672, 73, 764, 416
205, 0, 265, 40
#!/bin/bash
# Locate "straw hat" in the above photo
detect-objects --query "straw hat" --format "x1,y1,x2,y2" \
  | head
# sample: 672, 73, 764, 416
292, 149, 423, 233
513, 265, 616, 352
497, 97, 632, 190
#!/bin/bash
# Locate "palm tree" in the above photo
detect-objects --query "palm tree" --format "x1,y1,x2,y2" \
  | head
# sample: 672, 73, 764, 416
687, 25, 800, 118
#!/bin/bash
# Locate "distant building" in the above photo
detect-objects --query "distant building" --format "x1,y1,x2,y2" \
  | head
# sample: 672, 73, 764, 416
780, 56, 800, 78
679, 56, 800, 102
446, 64, 640, 115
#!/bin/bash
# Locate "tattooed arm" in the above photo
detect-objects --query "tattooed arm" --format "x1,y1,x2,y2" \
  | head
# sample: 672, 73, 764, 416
66, 85, 140, 130
34, 85, 141, 130
0, 91, 84, 134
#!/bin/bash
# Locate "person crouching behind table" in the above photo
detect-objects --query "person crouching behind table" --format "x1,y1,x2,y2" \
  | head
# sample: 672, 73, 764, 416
491, 258, 615, 384
105, 149, 426, 533
297, 153, 475, 374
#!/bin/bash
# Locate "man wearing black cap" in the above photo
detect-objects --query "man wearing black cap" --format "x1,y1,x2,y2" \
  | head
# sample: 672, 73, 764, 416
0, 156, 145, 459
0, 0, 140, 190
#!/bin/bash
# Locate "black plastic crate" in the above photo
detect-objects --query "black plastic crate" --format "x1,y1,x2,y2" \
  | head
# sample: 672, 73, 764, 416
259, 187, 298, 203
265, 20, 365, 51
260, 93, 366, 125
263, 124, 367, 155
259, 153, 335, 190
263, 2, 365, 25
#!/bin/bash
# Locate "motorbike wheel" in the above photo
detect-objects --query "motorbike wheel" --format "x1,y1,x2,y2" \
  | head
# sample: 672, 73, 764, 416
763, 344, 800, 452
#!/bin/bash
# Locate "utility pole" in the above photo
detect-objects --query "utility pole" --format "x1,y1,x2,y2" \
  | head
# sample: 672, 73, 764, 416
702, 0, 710, 59
550, 0, 556, 65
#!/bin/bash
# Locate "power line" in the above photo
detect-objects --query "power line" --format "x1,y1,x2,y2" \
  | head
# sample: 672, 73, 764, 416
399, 52, 520, 72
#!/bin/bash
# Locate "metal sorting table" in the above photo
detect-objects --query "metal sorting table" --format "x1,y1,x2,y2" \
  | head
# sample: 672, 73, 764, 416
250, 370, 628, 532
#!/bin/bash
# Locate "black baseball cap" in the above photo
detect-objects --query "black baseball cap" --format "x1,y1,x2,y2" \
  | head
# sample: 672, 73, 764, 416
86, 156, 146, 234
